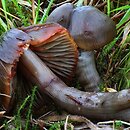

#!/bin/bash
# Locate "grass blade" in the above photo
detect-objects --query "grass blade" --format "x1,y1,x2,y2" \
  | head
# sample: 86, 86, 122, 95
12, 0, 27, 26
102, 30, 123, 56
39, 0, 54, 23
116, 9, 130, 29
34, 0, 40, 24
25, 86, 37, 130
15, 95, 31, 129
76, 0, 84, 7
107, 0, 111, 16
1, 0, 10, 29
111, 5, 130, 12
0, 17, 7, 31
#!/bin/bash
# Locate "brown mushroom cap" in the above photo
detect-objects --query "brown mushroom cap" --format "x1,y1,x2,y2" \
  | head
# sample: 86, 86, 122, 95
21, 23, 78, 82
69, 6, 116, 51
46, 3, 74, 29
0, 29, 31, 110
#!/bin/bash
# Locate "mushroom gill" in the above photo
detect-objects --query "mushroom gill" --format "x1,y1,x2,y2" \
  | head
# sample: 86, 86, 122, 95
20, 23, 78, 82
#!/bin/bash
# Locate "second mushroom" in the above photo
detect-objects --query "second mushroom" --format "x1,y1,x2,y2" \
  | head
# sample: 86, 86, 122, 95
47, 4, 116, 91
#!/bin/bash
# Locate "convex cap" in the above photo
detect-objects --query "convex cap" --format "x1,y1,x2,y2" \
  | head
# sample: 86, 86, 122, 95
69, 6, 116, 50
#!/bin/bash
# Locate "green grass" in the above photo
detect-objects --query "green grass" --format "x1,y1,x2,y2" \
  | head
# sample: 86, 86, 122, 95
49, 121, 65, 130
116, 8, 130, 29
2, 86, 37, 130
0, 17, 8, 31
25, 86, 37, 130
1, 0, 10, 29
15, 95, 31, 130
107, 0, 111, 16
0, 0, 55, 28
39, 0, 54, 23
33, 0, 41, 24
76, 0, 84, 7
12, 0, 27, 26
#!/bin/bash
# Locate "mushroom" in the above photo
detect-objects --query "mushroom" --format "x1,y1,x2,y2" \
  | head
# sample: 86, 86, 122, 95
69, 6, 116, 91
0, 23, 78, 114
1, 24, 130, 121
69, 6, 116, 51
47, 5, 116, 50
47, 3, 116, 91
46, 4, 116, 91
